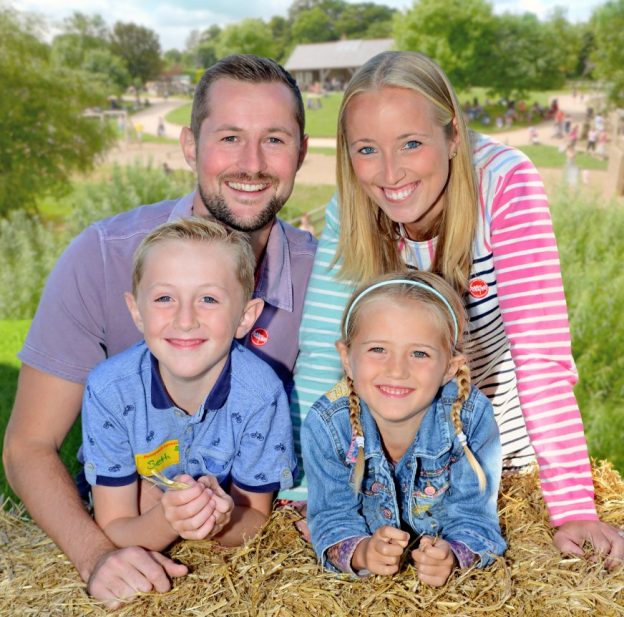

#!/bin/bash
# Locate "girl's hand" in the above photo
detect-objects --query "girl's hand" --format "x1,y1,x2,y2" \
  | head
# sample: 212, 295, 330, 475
197, 476, 234, 538
353, 525, 409, 575
160, 474, 218, 539
411, 536, 457, 587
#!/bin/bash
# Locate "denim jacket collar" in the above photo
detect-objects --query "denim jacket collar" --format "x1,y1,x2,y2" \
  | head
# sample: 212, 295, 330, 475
355, 379, 463, 463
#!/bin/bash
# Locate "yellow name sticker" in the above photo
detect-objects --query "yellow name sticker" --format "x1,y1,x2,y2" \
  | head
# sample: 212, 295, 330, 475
135, 439, 180, 476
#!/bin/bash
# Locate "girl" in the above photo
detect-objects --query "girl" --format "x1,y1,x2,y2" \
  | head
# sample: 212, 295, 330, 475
292, 51, 623, 567
302, 271, 506, 585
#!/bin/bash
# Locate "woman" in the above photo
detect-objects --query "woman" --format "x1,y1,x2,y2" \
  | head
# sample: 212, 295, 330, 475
292, 51, 623, 566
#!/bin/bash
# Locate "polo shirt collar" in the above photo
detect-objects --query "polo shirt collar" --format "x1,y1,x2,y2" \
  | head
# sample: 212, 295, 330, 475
254, 219, 293, 312
150, 351, 232, 413
170, 191, 294, 313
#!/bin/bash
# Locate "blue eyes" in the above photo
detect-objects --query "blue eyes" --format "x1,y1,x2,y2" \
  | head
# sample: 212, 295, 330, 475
404, 140, 421, 150
201, 296, 217, 304
154, 295, 172, 303
357, 140, 422, 155
153, 295, 217, 304
367, 347, 428, 358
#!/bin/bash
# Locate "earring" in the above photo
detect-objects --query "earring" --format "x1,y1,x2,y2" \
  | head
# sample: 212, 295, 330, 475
450, 151, 457, 159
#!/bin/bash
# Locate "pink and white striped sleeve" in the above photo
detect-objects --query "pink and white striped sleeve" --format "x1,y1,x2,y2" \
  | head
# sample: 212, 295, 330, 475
489, 159, 598, 526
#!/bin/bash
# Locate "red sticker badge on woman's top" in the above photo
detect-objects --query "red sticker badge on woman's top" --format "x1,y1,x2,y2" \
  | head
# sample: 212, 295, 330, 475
250, 328, 269, 347
469, 278, 489, 299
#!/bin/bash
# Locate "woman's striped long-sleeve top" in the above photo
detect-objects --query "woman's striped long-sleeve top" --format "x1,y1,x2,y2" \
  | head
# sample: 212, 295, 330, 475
288, 133, 597, 527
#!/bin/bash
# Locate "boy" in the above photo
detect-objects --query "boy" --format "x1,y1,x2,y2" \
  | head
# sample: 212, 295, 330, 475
81, 218, 296, 551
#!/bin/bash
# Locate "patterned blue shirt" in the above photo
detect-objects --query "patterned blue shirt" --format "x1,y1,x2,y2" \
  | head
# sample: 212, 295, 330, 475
82, 341, 296, 493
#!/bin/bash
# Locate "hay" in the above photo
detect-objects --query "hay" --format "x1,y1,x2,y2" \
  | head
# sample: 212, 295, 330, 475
1, 461, 623, 616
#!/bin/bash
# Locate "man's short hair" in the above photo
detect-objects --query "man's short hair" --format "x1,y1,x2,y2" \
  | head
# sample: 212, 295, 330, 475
190, 54, 305, 143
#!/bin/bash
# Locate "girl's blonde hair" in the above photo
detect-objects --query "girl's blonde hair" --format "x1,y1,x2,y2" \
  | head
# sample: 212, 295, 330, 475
341, 270, 486, 493
336, 51, 477, 294
132, 217, 256, 302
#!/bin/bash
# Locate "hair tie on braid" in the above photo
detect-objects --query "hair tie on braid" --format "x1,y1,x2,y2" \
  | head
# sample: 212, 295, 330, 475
456, 431, 467, 447
355, 436, 365, 449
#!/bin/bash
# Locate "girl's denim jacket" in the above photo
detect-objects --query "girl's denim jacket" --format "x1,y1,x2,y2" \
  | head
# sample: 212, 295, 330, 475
302, 379, 506, 573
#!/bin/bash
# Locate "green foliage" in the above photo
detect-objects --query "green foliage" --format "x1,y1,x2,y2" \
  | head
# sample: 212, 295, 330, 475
394, 0, 495, 91
0, 164, 193, 321
553, 194, 624, 470
111, 22, 162, 86
0, 212, 67, 319
590, 0, 624, 105
0, 8, 115, 215
216, 19, 278, 59
292, 7, 335, 43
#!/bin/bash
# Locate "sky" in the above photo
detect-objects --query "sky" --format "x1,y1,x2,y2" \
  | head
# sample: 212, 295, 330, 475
13, 0, 607, 52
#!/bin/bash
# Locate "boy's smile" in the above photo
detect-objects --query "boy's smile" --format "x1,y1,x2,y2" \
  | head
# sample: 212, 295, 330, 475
125, 238, 259, 412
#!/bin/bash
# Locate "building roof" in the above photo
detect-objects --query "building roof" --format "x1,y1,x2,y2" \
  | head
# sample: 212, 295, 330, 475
285, 39, 393, 71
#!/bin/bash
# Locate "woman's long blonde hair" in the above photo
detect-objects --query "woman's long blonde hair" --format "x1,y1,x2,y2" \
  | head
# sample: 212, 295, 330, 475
336, 51, 477, 294
341, 271, 486, 493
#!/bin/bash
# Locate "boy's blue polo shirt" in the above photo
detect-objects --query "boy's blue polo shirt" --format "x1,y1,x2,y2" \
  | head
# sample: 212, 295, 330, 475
81, 340, 296, 493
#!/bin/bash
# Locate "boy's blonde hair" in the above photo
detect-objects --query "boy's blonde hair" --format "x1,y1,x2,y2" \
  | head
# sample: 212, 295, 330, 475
132, 217, 256, 302
340, 270, 486, 493
336, 51, 477, 294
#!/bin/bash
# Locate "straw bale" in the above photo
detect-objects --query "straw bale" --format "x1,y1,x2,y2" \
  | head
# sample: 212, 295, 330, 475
1, 461, 623, 616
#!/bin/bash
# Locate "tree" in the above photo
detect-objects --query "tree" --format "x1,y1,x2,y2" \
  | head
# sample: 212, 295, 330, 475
335, 3, 396, 39
590, 0, 624, 104
0, 9, 114, 215
393, 0, 496, 90
291, 6, 335, 43
216, 19, 277, 59
110, 22, 162, 86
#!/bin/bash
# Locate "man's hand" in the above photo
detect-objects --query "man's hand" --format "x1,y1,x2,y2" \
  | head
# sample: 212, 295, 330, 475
554, 520, 624, 570
161, 474, 221, 540
87, 546, 187, 609
197, 476, 234, 538
411, 536, 457, 587
352, 525, 409, 575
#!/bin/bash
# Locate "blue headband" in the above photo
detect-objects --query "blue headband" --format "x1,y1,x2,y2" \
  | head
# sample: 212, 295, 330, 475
343, 279, 459, 345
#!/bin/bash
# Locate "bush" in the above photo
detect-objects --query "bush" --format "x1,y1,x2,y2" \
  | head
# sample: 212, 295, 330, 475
0, 163, 194, 320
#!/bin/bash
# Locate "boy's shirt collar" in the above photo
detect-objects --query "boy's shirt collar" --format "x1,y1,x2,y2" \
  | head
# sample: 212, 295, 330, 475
149, 349, 232, 415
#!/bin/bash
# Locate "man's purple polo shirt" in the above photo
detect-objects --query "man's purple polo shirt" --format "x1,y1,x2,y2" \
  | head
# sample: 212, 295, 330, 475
20, 192, 317, 391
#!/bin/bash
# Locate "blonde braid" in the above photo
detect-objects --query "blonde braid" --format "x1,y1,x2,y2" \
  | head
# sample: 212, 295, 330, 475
450, 363, 486, 492
346, 377, 365, 493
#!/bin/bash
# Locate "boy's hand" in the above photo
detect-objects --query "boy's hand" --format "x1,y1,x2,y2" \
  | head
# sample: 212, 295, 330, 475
352, 525, 409, 575
411, 536, 457, 587
197, 476, 234, 538
160, 474, 219, 539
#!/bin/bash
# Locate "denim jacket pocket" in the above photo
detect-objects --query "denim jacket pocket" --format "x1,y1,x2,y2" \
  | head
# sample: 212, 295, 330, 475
411, 455, 453, 517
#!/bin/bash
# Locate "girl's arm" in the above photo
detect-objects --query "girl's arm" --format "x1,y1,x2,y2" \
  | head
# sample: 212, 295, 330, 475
301, 401, 372, 571
439, 393, 506, 566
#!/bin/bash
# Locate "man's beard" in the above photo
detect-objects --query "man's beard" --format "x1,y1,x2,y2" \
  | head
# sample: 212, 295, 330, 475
198, 181, 286, 233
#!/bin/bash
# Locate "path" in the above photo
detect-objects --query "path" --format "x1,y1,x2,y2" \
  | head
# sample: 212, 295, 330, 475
105, 91, 608, 193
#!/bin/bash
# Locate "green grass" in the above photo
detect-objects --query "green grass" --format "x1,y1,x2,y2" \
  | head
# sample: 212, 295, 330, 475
165, 102, 192, 127
518, 145, 608, 170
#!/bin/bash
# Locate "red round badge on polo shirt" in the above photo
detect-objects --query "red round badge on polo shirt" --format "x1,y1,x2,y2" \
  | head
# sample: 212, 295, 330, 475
469, 278, 489, 299
250, 328, 269, 347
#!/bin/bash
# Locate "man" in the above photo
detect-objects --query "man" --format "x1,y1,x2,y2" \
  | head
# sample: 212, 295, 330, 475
3, 55, 316, 608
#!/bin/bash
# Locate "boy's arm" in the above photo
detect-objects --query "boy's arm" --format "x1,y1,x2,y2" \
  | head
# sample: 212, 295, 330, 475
92, 482, 183, 551
2, 366, 185, 608
211, 484, 272, 547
